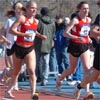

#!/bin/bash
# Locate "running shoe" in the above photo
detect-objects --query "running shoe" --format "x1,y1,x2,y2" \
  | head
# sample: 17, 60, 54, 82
67, 80, 77, 86
2, 75, 9, 82
31, 93, 39, 100
73, 85, 81, 100
4, 91, 15, 99
83, 91, 94, 100
41, 80, 48, 86
56, 74, 62, 90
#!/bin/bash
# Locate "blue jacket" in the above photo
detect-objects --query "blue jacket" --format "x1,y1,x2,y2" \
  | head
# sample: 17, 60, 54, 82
54, 22, 70, 51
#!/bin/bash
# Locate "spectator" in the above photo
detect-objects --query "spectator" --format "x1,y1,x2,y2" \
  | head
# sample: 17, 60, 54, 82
35, 7, 55, 86
49, 47, 58, 75
54, 15, 70, 80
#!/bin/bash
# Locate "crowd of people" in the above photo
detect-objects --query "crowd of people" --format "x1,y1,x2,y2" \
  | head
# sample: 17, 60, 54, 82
0, 0, 100, 100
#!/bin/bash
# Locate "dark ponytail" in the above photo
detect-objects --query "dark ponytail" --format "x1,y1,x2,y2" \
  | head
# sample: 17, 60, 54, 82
5, 10, 15, 17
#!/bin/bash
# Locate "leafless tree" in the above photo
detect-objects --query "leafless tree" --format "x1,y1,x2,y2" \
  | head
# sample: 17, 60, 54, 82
0, 0, 99, 26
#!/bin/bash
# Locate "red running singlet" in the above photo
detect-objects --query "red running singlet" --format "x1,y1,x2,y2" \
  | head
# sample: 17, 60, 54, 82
71, 16, 90, 44
16, 17, 38, 45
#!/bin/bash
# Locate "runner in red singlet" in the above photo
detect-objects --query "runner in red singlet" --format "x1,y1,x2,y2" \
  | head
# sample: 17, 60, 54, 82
74, 0, 100, 99
56, 1, 93, 100
4, 1, 46, 100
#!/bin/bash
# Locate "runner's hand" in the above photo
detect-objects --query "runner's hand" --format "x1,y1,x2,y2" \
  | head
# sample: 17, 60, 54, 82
40, 35, 47, 40
24, 33, 32, 39
6, 40, 12, 45
77, 37, 86, 42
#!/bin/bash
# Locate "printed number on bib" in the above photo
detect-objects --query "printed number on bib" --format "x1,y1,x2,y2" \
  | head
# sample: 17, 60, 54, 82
24, 30, 36, 42
79, 25, 90, 36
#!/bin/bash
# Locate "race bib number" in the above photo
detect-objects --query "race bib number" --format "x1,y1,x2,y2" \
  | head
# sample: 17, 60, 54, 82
24, 30, 36, 42
79, 25, 90, 36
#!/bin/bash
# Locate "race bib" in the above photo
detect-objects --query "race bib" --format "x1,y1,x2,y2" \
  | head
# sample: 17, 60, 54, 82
79, 25, 90, 36
24, 30, 36, 42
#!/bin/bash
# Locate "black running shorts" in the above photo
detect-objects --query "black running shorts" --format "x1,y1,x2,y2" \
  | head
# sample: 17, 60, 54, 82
6, 44, 15, 56
67, 41, 89, 57
93, 43, 100, 71
13, 43, 34, 59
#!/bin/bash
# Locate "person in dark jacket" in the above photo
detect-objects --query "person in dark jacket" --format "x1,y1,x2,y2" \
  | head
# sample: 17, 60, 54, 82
54, 15, 70, 78
34, 7, 55, 86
